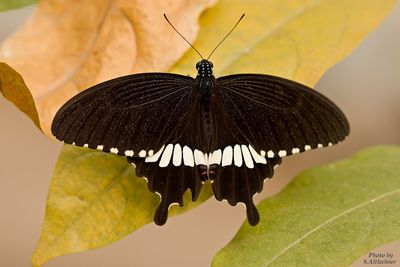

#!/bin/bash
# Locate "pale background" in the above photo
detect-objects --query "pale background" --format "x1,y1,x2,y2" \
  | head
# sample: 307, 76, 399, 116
0, 3, 399, 267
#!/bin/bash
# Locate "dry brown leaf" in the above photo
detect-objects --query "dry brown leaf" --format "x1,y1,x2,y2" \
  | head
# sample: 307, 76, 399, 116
0, 0, 216, 136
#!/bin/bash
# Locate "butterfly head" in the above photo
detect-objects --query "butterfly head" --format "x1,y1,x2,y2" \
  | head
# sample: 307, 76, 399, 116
196, 60, 213, 77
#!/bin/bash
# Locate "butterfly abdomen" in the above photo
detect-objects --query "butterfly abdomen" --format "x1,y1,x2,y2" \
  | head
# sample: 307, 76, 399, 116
199, 97, 215, 149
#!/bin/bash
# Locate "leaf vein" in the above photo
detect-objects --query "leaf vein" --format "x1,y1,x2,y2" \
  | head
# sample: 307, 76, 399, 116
264, 188, 400, 266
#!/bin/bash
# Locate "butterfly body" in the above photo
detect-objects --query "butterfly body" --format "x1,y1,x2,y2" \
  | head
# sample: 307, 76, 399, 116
194, 60, 215, 147
52, 59, 349, 226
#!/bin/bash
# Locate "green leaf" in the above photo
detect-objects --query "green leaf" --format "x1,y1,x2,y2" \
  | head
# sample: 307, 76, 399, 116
31, 145, 213, 267
0, 0, 36, 11
213, 146, 400, 267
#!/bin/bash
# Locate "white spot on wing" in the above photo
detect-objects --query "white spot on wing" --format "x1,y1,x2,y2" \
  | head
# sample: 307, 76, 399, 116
278, 150, 287, 157
292, 148, 300, 154
209, 149, 222, 165
183, 146, 194, 167
318, 143, 323, 148
168, 202, 179, 210
222, 146, 233, 166
172, 144, 182, 166
145, 145, 164, 163
139, 150, 146, 157
148, 150, 154, 156
241, 145, 254, 168
328, 142, 333, 146
304, 145, 311, 151
159, 144, 173, 167
260, 150, 266, 157
194, 149, 206, 165
83, 143, 88, 148
233, 145, 243, 167
110, 147, 119, 154
267, 150, 274, 158
249, 145, 266, 164
97, 145, 104, 150
125, 150, 134, 157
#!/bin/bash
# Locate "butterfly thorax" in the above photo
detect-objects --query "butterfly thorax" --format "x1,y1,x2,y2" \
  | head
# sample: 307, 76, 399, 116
196, 59, 213, 77
195, 59, 216, 99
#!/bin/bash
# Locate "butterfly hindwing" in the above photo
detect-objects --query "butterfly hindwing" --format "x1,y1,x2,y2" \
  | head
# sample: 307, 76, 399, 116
216, 74, 350, 157
128, 147, 203, 225
128, 141, 280, 226
52, 73, 195, 156
210, 145, 282, 226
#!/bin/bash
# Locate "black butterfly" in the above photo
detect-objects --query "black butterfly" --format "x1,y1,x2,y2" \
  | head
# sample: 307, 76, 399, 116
51, 15, 349, 226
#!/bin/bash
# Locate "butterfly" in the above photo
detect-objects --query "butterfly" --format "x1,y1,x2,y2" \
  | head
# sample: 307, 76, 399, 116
51, 14, 349, 226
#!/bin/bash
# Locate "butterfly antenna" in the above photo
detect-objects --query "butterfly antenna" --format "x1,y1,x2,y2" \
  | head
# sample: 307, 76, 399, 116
164, 14, 204, 60
207, 13, 245, 60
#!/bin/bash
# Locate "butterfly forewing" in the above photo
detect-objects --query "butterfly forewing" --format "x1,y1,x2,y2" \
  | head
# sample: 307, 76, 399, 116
52, 73, 195, 156
216, 74, 350, 157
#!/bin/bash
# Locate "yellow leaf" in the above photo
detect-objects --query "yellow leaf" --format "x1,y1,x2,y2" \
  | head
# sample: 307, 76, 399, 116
171, 0, 396, 88
31, 145, 213, 267
0, 62, 40, 129
0, 0, 216, 136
